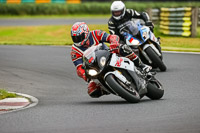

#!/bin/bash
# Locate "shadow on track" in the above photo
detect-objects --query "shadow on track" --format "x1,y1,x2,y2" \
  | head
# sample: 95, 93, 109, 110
76, 98, 165, 105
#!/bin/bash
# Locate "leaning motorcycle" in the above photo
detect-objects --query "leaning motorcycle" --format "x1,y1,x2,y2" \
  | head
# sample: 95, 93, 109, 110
121, 21, 167, 71
82, 44, 164, 103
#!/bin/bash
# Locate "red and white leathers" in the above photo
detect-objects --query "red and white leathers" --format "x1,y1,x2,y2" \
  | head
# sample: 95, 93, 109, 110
71, 30, 138, 98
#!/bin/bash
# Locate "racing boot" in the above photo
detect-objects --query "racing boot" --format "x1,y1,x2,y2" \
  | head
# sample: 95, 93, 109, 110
120, 45, 152, 73
88, 80, 110, 98
133, 57, 152, 73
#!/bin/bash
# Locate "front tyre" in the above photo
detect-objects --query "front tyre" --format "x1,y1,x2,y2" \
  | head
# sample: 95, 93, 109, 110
145, 46, 167, 71
105, 74, 140, 103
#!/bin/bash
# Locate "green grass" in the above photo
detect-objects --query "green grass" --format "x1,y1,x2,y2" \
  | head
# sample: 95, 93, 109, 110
0, 24, 200, 52
0, 14, 110, 19
0, 89, 17, 100
0, 24, 109, 45
1, 2, 200, 16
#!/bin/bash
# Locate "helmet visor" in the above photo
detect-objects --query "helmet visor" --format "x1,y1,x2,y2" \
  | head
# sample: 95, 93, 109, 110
112, 9, 123, 17
72, 33, 85, 43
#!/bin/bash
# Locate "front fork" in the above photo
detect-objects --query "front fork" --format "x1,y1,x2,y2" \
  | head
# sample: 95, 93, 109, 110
104, 70, 131, 87
139, 46, 152, 64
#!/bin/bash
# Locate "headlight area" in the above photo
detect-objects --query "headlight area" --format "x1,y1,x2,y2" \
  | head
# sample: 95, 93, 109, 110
100, 56, 106, 67
88, 69, 98, 76
142, 31, 147, 39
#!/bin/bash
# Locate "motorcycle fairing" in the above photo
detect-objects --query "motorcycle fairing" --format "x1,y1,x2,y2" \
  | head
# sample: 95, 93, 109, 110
109, 53, 135, 71
139, 26, 150, 42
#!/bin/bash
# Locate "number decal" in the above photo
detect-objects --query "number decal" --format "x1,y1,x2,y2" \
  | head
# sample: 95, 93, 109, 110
115, 57, 123, 67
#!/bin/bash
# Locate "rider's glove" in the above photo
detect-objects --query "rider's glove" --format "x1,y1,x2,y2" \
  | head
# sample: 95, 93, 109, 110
82, 73, 88, 82
77, 65, 88, 82
145, 21, 154, 27
110, 42, 120, 53
145, 21, 154, 32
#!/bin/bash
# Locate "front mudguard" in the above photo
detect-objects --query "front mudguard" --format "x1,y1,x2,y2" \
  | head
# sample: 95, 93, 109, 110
139, 43, 162, 66
143, 44, 162, 57
104, 71, 141, 103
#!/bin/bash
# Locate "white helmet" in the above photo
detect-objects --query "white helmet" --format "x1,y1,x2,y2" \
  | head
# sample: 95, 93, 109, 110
110, 1, 126, 20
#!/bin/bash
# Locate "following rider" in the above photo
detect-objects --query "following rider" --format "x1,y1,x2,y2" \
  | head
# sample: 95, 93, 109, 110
108, 1, 154, 42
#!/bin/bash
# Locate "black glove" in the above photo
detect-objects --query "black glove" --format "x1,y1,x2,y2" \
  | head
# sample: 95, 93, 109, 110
145, 21, 154, 32
145, 21, 154, 27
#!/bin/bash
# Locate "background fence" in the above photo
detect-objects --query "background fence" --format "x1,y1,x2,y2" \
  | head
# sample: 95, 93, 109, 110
150, 7, 199, 37
199, 8, 200, 26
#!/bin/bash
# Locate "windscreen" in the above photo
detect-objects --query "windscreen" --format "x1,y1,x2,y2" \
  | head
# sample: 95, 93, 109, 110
83, 45, 97, 64
118, 21, 139, 36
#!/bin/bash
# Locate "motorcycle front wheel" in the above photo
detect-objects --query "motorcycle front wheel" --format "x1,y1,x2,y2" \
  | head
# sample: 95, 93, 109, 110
105, 74, 140, 103
145, 46, 167, 72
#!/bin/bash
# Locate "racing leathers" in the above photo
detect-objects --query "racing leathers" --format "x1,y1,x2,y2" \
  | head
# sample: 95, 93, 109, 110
71, 30, 140, 98
108, 9, 153, 42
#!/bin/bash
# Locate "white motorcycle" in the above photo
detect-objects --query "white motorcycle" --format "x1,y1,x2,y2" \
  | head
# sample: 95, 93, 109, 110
82, 44, 164, 103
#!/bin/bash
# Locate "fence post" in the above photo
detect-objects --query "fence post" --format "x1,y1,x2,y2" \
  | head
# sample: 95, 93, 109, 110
146, 8, 152, 21
191, 7, 198, 37
199, 8, 200, 26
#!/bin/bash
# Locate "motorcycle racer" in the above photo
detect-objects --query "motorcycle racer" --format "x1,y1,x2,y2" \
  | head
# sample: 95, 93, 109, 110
70, 22, 151, 98
108, 1, 154, 42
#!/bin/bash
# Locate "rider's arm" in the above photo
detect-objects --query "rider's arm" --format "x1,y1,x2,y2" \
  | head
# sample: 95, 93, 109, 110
71, 47, 87, 81
127, 9, 154, 31
108, 18, 128, 42
92, 30, 119, 43
108, 19, 117, 35
93, 30, 120, 53
126, 9, 151, 23
76, 65, 87, 81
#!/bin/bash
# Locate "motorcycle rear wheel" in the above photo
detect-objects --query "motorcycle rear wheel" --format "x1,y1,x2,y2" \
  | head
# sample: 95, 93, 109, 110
105, 74, 140, 103
146, 82, 164, 100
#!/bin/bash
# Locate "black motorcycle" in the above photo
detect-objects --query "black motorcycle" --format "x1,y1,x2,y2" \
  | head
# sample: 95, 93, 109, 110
82, 44, 164, 103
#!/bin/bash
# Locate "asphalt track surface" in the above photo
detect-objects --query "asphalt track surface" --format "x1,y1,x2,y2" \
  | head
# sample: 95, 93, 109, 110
0, 18, 108, 26
0, 45, 200, 133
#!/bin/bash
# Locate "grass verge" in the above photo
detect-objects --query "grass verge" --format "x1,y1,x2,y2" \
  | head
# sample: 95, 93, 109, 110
0, 89, 17, 100
0, 24, 200, 52
1, 2, 200, 16
0, 14, 110, 19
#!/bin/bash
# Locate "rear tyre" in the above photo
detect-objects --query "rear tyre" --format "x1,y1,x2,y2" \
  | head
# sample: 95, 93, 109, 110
145, 46, 167, 71
146, 82, 164, 100
105, 74, 140, 103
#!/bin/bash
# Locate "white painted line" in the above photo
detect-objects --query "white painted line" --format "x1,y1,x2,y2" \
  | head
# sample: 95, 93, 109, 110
0, 105, 28, 110
0, 92, 39, 114
53, 45, 200, 55
0, 98, 29, 103
163, 51, 200, 54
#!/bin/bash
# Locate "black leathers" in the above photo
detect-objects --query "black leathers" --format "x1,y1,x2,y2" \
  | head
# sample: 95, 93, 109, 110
108, 9, 151, 42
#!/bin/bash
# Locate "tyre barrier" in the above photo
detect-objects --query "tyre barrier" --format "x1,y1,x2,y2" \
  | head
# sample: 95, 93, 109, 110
149, 7, 199, 37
